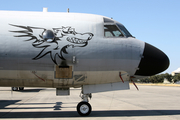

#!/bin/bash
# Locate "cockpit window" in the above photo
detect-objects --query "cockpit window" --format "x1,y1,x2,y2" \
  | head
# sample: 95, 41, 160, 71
104, 25, 124, 37
116, 23, 132, 37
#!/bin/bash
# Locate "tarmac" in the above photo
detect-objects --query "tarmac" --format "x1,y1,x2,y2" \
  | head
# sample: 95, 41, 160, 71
0, 84, 180, 120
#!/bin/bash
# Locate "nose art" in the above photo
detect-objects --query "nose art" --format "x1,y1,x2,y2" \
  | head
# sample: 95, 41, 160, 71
135, 43, 170, 76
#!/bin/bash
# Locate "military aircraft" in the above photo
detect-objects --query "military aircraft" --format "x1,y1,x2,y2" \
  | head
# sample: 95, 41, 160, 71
0, 9, 169, 116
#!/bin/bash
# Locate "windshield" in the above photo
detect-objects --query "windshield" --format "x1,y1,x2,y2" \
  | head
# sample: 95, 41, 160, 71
116, 23, 132, 37
104, 25, 124, 37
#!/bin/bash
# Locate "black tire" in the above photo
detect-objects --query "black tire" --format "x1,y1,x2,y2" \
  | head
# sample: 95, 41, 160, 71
12, 87, 18, 91
77, 102, 92, 116
19, 87, 24, 90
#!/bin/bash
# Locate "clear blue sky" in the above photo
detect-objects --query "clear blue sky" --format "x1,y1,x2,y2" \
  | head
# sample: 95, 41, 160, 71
0, 0, 179, 74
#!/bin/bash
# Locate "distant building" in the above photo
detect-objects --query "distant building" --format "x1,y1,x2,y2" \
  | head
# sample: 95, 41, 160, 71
172, 68, 180, 76
163, 78, 170, 84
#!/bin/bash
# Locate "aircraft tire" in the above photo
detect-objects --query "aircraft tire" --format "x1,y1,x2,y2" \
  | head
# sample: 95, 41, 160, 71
77, 101, 91, 116
19, 87, 24, 90
12, 87, 18, 91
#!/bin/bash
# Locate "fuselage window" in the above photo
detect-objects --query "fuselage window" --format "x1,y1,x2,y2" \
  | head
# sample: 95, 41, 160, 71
104, 25, 124, 37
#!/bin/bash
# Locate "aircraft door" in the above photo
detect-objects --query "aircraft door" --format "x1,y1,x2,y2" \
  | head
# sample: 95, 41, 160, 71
54, 65, 73, 87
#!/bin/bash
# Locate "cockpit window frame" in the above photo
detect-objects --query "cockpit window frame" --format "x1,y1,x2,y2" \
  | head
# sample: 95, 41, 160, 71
103, 17, 133, 38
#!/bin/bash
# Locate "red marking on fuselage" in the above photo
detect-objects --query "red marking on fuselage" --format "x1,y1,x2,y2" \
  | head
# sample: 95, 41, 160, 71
32, 71, 45, 82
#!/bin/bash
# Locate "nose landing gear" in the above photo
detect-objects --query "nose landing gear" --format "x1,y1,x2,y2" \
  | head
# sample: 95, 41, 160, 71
77, 101, 91, 116
77, 92, 92, 116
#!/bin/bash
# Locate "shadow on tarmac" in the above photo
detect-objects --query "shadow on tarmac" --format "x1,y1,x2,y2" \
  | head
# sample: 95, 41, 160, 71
0, 100, 180, 118
0, 88, 45, 92
0, 100, 20, 109
0, 101, 74, 110
0, 110, 180, 118
16, 88, 45, 92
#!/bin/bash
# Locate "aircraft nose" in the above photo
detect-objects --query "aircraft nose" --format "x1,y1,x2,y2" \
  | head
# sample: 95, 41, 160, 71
135, 43, 170, 76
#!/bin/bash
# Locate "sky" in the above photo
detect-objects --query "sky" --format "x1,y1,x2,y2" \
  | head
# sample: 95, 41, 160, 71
0, 0, 180, 74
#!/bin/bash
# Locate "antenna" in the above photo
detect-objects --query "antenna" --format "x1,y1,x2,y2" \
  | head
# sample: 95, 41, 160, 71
67, 8, 69, 13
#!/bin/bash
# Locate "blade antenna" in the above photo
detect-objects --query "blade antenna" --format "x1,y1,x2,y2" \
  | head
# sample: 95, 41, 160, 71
119, 72, 124, 83
130, 76, 139, 90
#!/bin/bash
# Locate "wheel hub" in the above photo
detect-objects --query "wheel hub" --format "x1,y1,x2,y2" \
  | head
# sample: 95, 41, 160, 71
80, 104, 89, 114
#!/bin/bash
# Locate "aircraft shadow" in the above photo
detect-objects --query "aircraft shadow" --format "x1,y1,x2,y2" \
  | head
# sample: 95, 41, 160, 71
16, 88, 45, 92
0, 100, 180, 118
0, 100, 20, 109
0, 110, 180, 118
0, 101, 74, 110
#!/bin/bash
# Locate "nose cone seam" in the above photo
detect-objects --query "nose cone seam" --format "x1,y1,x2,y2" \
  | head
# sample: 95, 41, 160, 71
135, 43, 170, 76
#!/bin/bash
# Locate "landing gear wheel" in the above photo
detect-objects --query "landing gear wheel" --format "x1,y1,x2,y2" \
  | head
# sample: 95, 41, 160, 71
12, 87, 18, 91
19, 87, 24, 90
77, 102, 92, 116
